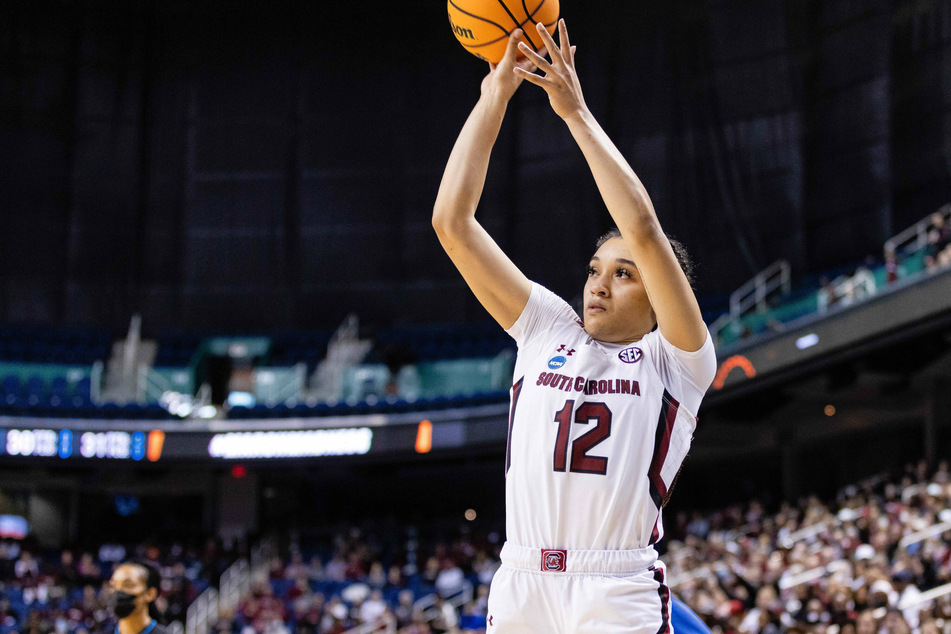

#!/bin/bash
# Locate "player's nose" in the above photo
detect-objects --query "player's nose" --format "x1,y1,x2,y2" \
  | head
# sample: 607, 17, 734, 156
590, 279, 609, 296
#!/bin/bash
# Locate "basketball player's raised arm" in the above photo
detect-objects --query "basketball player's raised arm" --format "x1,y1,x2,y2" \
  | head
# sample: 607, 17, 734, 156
433, 31, 534, 331
515, 20, 708, 352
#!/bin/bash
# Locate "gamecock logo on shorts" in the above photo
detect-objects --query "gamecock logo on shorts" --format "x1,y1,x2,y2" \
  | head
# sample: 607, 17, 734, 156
541, 549, 567, 572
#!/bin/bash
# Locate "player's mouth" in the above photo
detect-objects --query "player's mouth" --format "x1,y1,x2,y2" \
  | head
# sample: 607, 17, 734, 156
585, 303, 606, 314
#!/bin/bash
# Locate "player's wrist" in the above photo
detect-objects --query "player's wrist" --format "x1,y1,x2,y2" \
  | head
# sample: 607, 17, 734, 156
561, 105, 593, 127
479, 85, 512, 112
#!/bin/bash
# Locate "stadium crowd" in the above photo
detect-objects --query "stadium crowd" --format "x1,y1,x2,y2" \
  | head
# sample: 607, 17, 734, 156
195, 461, 950, 634
2, 461, 950, 634
211, 524, 500, 634
0, 539, 236, 634
667, 460, 951, 634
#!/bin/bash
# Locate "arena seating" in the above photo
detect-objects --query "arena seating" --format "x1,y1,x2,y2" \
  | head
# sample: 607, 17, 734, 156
713, 207, 950, 348
0, 541, 236, 634
666, 461, 951, 633
1, 208, 948, 422
189, 461, 951, 634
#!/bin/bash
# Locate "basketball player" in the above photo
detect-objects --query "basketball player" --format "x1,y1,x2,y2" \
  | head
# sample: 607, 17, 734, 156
109, 561, 170, 634
432, 19, 717, 634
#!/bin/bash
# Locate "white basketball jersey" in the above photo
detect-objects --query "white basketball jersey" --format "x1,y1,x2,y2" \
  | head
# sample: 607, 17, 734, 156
504, 282, 717, 551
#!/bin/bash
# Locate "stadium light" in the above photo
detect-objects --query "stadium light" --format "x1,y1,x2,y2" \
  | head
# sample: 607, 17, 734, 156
796, 333, 819, 349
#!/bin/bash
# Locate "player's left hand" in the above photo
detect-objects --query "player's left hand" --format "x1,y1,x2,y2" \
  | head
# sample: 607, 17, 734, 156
514, 19, 587, 122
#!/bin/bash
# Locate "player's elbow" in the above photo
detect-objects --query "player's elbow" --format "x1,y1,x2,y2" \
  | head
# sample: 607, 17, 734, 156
621, 214, 665, 249
431, 207, 470, 241
431, 208, 452, 241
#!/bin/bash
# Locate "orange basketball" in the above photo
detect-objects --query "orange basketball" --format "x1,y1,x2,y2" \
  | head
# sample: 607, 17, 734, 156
448, 0, 560, 64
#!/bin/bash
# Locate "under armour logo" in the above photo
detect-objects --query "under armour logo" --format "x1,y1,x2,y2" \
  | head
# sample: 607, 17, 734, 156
556, 344, 576, 356
488, 615, 493, 626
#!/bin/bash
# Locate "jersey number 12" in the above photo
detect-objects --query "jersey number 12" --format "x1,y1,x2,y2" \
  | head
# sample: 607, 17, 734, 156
552, 400, 612, 475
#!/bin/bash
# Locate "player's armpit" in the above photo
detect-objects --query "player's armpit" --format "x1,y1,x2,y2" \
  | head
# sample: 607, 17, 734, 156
432, 215, 531, 331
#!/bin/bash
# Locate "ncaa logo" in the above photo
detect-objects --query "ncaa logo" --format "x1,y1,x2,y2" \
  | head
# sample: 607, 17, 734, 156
618, 347, 643, 364
541, 549, 567, 572
548, 355, 567, 370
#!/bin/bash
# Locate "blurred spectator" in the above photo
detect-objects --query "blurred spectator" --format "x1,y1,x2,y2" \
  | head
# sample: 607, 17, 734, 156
366, 561, 386, 589
931, 212, 949, 250
99, 543, 127, 564
285, 552, 309, 580
306, 555, 325, 583
434, 561, 465, 599
394, 589, 416, 628
430, 595, 458, 634
923, 211, 951, 272
77, 552, 102, 582
892, 569, 924, 629
14, 551, 38, 580
817, 275, 841, 312
885, 246, 900, 283
358, 589, 387, 624
324, 554, 347, 583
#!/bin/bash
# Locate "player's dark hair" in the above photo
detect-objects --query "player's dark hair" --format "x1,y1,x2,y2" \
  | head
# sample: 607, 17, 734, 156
595, 228, 696, 288
125, 561, 163, 622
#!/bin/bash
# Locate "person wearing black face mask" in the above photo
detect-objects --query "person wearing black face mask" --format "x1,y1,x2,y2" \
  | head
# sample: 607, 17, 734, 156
109, 562, 169, 634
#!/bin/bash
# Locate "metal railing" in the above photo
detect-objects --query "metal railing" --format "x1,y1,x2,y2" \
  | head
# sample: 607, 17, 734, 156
778, 521, 830, 549
414, 581, 473, 624
710, 260, 791, 342
899, 580, 951, 611
185, 587, 218, 634
123, 314, 142, 395
884, 203, 950, 255
254, 363, 307, 406
817, 268, 876, 313
339, 617, 397, 634
339, 582, 474, 634
219, 559, 251, 615
729, 260, 791, 319
90, 360, 104, 405
898, 520, 951, 550
137, 366, 178, 403
184, 539, 273, 634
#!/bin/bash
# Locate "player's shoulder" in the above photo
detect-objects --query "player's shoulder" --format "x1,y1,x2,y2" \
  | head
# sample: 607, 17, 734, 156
509, 282, 586, 346
530, 282, 583, 324
634, 329, 667, 363
639, 327, 717, 399
641, 327, 715, 363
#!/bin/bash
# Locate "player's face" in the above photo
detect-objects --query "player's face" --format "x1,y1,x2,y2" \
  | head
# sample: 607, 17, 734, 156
583, 238, 655, 344
109, 564, 156, 613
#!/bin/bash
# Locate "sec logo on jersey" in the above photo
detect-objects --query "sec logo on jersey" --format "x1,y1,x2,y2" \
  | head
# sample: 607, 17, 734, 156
618, 347, 643, 364
548, 355, 567, 370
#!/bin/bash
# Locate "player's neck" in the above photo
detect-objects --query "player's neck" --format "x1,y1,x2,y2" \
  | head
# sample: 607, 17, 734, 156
118, 611, 153, 634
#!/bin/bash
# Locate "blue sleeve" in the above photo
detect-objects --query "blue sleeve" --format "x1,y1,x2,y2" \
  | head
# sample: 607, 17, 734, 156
671, 597, 711, 634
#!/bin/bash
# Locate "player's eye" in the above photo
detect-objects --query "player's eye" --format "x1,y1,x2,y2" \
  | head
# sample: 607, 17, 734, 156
616, 268, 631, 278
586, 266, 597, 276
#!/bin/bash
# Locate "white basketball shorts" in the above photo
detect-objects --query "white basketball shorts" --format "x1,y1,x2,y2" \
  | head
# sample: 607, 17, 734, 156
486, 543, 672, 634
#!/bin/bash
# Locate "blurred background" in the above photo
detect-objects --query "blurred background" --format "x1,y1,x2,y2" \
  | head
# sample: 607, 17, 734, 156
1, 0, 950, 633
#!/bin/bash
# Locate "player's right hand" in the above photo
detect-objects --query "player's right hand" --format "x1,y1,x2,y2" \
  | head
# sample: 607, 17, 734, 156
481, 29, 541, 102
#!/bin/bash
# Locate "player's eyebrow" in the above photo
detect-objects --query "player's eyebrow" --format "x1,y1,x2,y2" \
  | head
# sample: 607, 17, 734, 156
589, 256, 637, 268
